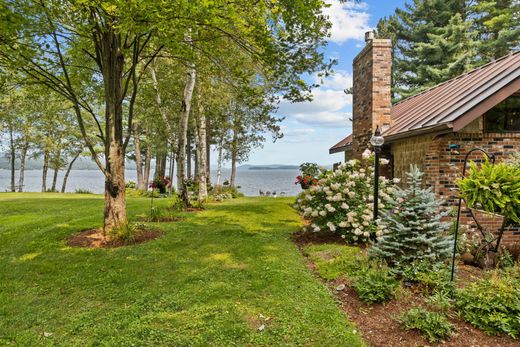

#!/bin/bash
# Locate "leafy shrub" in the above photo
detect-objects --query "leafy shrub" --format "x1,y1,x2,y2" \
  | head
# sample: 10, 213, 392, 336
397, 308, 455, 342
125, 181, 137, 189
456, 272, 520, 337
353, 263, 400, 304
496, 246, 514, 269
304, 244, 366, 280
74, 188, 93, 194
211, 192, 234, 202
456, 161, 520, 224
399, 262, 453, 296
294, 149, 397, 243
110, 223, 139, 241
370, 165, 452, 268
425, 291, 453, 312
210, 186, 243, 200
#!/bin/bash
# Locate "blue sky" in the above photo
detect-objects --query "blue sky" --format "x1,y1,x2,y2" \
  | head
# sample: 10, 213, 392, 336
240, 0, 406, 166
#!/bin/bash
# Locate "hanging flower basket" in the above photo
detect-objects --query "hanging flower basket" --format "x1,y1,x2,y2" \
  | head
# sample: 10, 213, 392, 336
295, 175, 317, 190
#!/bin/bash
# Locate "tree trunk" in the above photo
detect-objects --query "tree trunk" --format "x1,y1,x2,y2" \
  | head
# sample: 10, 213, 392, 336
18, 141, 28, 192
230, 128, 238, 188
143, 147, 151, 191
176, 61, 197, 201
168, 148, 175, 195
42, 150, 49, 192
206, 115, 211, 186
216, 138, 223, 188
51, 150, 61, 192
9, 125, 16, 192
196, 95, 208, 200
100, 28, 127, 233
187, 130, 192, 179
154, 153, 162, 179
133, 123, 144, 190
61, 152, 80, 193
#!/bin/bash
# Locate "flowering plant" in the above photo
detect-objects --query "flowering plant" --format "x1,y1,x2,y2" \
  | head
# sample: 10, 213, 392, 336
296, 162, 321, 189
295, 175, 318, 189
294, 149, 398, 243
150, 176, 171, 193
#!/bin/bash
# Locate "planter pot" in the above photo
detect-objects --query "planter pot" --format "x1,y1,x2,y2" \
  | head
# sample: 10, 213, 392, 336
461, 252, 475, 265
300, 181, 312, 190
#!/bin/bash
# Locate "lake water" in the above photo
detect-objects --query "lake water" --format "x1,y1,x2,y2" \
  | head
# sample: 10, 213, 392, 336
0, 168, 303, 196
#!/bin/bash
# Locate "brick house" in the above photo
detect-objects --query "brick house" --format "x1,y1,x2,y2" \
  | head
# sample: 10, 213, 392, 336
330, 32, 520, 244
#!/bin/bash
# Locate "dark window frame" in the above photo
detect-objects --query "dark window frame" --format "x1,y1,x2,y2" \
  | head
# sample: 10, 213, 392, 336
484, 94, 520, 133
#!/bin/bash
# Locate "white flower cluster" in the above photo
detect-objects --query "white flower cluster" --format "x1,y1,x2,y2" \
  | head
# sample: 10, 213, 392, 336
294, 150, 395, 243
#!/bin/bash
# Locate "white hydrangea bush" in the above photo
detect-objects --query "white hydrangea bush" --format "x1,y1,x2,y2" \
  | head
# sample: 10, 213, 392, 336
294, 149, 398, 243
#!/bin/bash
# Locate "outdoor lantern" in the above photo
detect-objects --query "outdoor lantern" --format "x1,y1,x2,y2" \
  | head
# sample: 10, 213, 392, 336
370, 127, 385, 148
370, 126, 384, 224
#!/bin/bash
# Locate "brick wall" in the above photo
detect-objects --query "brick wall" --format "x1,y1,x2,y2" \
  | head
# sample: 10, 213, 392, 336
391, 122, 520, 245
352, 37, 392, 158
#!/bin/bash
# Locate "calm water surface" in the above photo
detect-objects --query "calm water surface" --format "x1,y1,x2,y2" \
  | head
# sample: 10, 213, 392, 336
0, 168, 303, 196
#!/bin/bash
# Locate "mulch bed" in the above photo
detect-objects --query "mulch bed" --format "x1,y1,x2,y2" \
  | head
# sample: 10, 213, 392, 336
293, 230, 518, 347
184, 206, 204, 213
67, 228, 163, 248
136, 216, 185, 223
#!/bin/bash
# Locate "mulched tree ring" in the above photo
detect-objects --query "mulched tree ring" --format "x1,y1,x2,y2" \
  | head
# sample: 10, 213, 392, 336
184, 207, 204, 213
136, 216, 185, 223
67, 228, 163, 248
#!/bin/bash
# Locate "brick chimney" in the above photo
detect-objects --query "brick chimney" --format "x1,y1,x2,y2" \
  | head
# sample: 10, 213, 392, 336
352, 31, 392, 158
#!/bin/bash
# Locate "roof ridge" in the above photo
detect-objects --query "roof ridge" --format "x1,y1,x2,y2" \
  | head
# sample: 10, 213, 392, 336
392, 50, 520, 106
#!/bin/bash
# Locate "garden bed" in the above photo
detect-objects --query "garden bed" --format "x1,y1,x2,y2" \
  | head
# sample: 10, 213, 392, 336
293, 231, 519, 347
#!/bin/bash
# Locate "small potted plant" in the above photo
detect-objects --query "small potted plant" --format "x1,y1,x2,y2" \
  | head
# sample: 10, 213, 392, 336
295, 162, 320, 189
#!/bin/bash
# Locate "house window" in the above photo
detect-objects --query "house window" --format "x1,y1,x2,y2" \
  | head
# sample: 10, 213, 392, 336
486, 95, 520, 132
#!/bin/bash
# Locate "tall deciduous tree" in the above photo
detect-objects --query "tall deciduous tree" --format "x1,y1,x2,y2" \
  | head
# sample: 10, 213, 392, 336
1, 0, 336, 224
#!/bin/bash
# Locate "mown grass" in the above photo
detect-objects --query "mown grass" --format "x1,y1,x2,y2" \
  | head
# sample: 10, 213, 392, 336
304, 244, 367, 281
0, 193, 364, 346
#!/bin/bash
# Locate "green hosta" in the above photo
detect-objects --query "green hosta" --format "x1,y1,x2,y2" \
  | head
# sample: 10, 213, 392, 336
456, 161, 520, 224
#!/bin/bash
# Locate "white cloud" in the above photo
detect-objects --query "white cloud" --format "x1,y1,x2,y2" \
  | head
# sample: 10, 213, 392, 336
293, 112, 351, 128
277, 70, 352, 128
283, 128, 316, 137
323, 1, 371, 44
278, 88, 350, 115
315, 70, 353, 90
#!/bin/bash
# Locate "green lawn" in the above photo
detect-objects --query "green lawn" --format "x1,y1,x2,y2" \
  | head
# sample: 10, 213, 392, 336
0, 193, 363, 346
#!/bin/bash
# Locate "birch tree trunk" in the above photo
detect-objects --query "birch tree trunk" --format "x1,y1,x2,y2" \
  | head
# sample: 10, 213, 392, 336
61, 152, 80, 193
206, 116, 211, 186
230, 128, 238, 188
196, 96, 208, 200
18, 141, 28, 192
51, 150, 61, 192
143, 147, 151, 191
187, 130, 192, 179
133, 123, 144, 190
176, 62, 196, 204
9, 125, 15, 192
42, 150, 49, 192
216, 138, 223, 188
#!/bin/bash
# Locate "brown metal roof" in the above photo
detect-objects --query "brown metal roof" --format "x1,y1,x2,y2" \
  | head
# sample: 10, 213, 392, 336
386, 51, 520, 142
329, 134, 352, 154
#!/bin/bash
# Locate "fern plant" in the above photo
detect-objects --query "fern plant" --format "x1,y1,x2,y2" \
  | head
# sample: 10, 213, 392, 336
456, 161, 520, 224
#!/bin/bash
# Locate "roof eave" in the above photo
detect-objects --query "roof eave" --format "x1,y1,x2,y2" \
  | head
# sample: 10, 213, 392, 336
385, 123, 453, 143
329, 144, 352, 154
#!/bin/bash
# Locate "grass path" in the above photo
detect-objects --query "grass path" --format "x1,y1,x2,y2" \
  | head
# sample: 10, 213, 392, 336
0, 194, 363, 346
